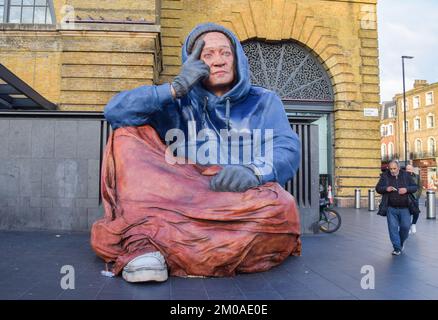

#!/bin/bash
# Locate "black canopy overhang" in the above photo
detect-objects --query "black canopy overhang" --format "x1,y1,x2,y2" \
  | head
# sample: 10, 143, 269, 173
0, 64, 57, 111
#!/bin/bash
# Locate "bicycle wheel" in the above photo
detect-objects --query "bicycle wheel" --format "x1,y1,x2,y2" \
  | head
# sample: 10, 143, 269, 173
319, 208, 342, 233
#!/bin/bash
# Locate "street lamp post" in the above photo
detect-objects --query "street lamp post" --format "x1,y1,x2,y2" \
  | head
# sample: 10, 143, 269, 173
402, 55, 414, 165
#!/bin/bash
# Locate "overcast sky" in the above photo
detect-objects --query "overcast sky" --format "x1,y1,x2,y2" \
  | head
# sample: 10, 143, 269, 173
378, 0, 438, 102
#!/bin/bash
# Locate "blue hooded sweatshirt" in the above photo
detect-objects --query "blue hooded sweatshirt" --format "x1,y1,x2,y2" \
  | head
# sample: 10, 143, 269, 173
104, 23, 301, 186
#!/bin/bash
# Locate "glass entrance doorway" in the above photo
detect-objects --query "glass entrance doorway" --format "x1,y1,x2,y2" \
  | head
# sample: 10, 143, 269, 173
312, 114, 333, 198
286, 109, 334, 199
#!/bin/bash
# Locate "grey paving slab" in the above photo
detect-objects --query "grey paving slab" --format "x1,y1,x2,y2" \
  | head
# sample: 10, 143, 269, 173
243, 290, 283, 300
132, 282, 171, 300
1, 206, 438, 300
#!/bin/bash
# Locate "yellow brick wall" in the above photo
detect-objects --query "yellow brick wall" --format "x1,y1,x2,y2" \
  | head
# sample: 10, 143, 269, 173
160, 0, 184, 82
58, 30, 158, 111
0, 29, 160, 111
0, 31, 62, 104
53, 0, 157, 23
0, 0, 161, 111
160, 0, 381, 205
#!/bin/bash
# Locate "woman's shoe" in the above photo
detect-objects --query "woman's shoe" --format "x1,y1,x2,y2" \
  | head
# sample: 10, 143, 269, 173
410, 224, 417, 234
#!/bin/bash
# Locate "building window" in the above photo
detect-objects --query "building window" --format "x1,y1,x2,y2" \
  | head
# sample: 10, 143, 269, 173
415, 139, 423, 153
426, 92, 434, 106
401, 99, 408, 112
381, 124, 389, 137
381, 144, 387, 159
427, 113, 435, 128
388, 143, 394, 158
1, 0, 54, 24
414, 117, 421, 131
403, 120, 409, 133
413, 96, 420, 109
428, 137, 436, 155
242, 41, 333, 101
0, 0, 4, 22
388, 124, 393, 136
388, 107, 395, 118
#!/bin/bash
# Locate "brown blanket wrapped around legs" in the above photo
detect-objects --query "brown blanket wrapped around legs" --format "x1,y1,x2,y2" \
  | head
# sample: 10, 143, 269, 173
91, 125, 301, 277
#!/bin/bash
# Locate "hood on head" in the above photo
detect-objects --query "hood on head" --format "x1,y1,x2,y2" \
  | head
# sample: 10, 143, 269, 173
181, 23, 251, 104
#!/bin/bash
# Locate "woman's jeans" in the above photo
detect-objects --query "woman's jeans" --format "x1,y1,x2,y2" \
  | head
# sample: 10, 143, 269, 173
412, 198, 420, 224
387, 206, 411, 251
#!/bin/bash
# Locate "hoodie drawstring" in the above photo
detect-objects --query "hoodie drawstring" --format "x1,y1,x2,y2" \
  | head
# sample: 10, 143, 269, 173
202, 96, 231, 131
202, 96, 209, 128
225, 97, 231, 130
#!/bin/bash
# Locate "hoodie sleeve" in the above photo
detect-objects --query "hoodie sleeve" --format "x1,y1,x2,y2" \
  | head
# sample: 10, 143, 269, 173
375, 173, 388, 194
251, 92, 301, 186
104, 83, 176, 129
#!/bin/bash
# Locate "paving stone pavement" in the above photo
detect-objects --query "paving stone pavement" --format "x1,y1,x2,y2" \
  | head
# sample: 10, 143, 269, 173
1, 206, 438, 300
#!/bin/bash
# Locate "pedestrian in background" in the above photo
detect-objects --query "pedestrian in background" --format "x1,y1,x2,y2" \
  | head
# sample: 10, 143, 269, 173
376, 160, 418, 255
406, 164, 422, 234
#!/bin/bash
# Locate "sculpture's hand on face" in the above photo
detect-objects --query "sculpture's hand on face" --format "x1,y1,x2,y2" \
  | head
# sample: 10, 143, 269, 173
171, 40, 210, 98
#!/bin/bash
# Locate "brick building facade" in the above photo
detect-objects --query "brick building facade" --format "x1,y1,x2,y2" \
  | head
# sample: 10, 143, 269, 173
388, 80, 438, 189
1, 0, 381, 207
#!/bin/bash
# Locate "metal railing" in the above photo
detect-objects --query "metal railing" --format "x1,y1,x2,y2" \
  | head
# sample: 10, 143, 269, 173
285, 123, 319, 233
381, 153, 400, 162
412, 151, 438, 159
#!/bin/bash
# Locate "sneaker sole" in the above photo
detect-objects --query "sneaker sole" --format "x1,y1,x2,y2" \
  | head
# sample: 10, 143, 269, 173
122, 268, 168, 283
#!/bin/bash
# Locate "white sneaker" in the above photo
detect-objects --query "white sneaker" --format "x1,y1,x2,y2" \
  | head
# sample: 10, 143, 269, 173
410, 224, 417, 234
122, 251, 168, 283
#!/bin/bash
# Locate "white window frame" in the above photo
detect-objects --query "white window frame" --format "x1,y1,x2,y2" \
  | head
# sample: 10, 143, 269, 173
414, 116, 421, 131
0, 0, 55, 24
389, 124, 394, 135
426, 91, 434, 106
0, 0, 5, 23
415, 138, 423, 153
403, 120, 409, 133
413, 95, 420, 109
381, 144, 387, 158
388, 107, 395, 118
388, 142, 394, 158
427, 113, 435, 128
428, 137, 436, 154
401, 99, 409, 112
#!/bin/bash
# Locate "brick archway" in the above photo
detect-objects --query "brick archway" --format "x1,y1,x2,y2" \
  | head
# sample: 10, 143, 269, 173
216, 0, 358, 105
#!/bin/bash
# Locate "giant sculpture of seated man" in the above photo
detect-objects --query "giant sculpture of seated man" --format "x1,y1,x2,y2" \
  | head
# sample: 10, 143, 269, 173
91, 23, 302, 283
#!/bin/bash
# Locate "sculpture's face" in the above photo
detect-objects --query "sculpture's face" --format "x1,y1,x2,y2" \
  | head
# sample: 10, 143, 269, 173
200, 32, 235, 96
